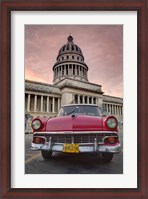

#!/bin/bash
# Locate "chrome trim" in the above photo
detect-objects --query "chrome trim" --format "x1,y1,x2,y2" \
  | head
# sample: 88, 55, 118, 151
33, 131, 118, 135
31, 141, 121, 153
102, 135, 118, 142
94, 138, 98, 152
31, 131, 120, 153
33, 136, 47, 142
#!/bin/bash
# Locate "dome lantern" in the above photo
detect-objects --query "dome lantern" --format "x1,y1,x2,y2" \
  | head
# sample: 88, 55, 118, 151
67, 35, 73, 42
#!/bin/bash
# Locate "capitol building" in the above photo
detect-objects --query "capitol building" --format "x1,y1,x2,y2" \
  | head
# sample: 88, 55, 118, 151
25, 35, 123, 131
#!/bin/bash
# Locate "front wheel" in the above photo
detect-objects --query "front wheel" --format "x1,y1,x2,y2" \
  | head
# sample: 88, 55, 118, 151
41, 150, 52, 160
101, 153, 113, 162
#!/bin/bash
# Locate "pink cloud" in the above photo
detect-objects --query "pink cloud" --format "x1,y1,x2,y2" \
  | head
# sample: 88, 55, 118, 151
25, 25, 123, 97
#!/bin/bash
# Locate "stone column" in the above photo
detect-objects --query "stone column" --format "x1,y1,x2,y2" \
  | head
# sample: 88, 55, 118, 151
119, 106, 121, 115
108, 104, 110, 113
52, 97, 55, 113
57, 67, 59, 77
46, 96, 49, 112
78, 65, 80, 76
116, 105, 118, 115
121, 106, 123, 115
95, 97, 98, 105
112, 105, 114, 115
118, 106, 120, 115
71, 65, 73, 75
64, 65, 66, 76
27, 94, 30, 112
58, 98, 61, 111
41, 96, 43, 112
106, 104, 108, 113
78, 95, 80, 104
34, 95, 37, 112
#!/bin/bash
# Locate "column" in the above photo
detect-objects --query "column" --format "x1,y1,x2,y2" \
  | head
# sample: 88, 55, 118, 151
78, 95, 80, 104
68, 65, 70, 76
78, 65, 80, 76
27, 94, 30, 112
106, 104, 108, 113
52, 97, 55, 113
58, 98, 61, 111
64, 65, 66, 75
116, 106, 118, 115
34, 95, 37, 112
119, 106, 121, 115
95, 97, 98, 105
117, 105, 119, 115
112, 105, 114, 114
41, 96, 43, 112
71, 65, 73, 75
121, 106, 123, 115
116, 105, 118, 115
46, 96, 49, 112
57, 67, 59, 77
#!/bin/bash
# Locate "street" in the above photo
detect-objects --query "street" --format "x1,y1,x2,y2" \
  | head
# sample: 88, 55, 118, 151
25, 126, 123, 174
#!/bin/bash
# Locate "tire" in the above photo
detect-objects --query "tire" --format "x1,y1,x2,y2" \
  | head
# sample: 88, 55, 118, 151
101, 153, 113, 162
41, 150, 52, 160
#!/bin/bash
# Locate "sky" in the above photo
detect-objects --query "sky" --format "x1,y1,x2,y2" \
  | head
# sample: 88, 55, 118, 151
25, 25, 123, 97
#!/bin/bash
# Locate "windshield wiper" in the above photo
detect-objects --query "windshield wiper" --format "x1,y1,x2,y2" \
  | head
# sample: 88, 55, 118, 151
66, 110, 75, 115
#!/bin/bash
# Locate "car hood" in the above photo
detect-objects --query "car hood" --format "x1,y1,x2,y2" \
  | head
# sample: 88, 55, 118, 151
46, 115, 103, 132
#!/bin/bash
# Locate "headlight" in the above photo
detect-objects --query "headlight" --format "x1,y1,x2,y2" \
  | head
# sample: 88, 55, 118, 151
32, 119, 41, 130
106, 118, 117, 128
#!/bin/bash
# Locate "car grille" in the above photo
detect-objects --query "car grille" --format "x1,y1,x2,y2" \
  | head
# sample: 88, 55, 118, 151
35, 133, 118, 144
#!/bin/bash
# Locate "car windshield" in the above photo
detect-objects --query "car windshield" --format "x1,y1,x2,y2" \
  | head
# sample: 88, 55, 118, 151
58, 105, 102, 117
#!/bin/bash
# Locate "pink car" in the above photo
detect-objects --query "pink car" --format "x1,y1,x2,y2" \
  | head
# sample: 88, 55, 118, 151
31, 104, 121, 162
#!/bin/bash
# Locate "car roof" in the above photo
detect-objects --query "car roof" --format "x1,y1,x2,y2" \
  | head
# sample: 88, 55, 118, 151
61, 104, 98, 107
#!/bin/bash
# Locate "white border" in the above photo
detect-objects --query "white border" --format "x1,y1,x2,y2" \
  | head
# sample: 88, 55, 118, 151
11, 11, 137, 188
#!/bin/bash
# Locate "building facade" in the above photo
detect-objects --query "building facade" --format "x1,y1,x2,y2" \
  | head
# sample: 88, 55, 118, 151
25, 36, 123, 132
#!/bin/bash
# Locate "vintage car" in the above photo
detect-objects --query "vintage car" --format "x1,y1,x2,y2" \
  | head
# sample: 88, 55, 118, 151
31, 104, 121, 162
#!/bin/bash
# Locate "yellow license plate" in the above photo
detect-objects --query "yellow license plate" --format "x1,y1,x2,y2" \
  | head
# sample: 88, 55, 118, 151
63, 144, 79, 153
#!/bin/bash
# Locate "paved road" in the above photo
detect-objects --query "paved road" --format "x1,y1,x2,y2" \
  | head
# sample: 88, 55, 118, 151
25, 126, 123, 174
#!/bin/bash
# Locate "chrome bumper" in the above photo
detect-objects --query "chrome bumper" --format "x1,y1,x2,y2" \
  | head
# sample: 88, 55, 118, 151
31, 139, 121, 154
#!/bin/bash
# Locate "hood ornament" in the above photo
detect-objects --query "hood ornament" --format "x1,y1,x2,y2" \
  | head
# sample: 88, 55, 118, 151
71, 114, 76, 119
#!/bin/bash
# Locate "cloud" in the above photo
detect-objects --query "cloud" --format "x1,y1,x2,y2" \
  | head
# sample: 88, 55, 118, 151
25, 25, 123, 97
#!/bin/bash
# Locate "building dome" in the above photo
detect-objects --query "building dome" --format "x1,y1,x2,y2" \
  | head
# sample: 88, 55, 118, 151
57, 36, 84, 59
53, 35, 89, 84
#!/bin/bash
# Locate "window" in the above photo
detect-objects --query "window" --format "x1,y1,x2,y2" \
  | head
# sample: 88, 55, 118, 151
73, 65, 75, 75
77, 65, 79, 75
75, 95, 78, 103
58, 105, 102, 116
67, 44, 69, 50
66, 65, 68, 75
